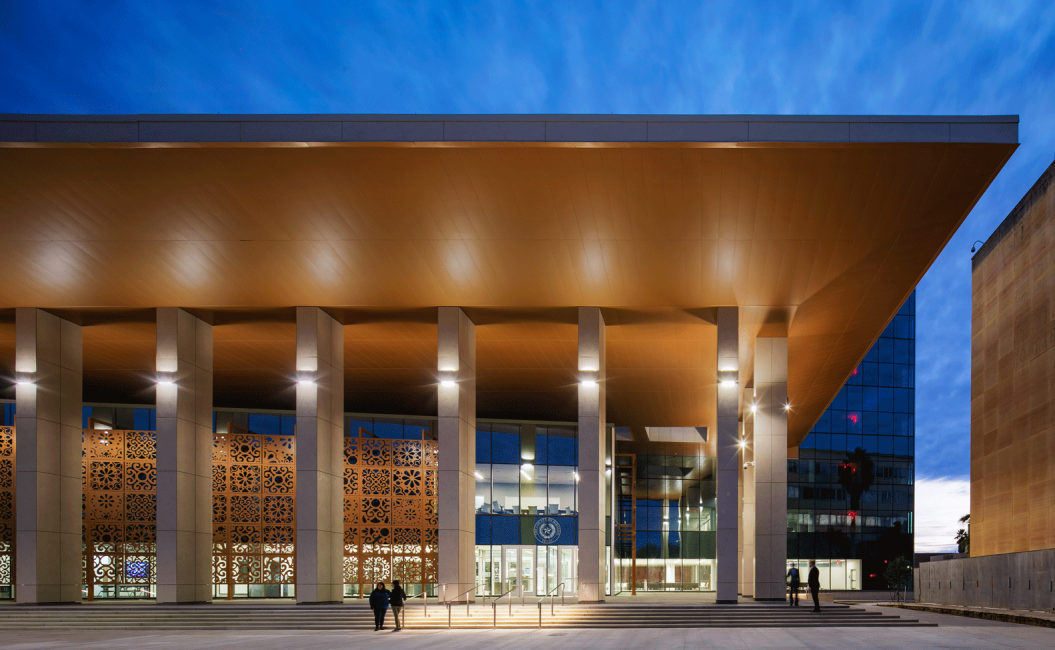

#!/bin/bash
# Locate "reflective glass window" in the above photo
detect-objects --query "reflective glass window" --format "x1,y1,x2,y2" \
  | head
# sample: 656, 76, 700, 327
548, 427, 576, 465
476, 425, 491, 464
349, 419, 373, 438
491, 424, 520, 464
491, 465, 520, 515
373, 418, 402, 439
248, 413, 280, 435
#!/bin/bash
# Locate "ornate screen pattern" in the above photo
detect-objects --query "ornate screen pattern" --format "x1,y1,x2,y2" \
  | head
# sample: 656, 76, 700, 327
0, 427, 13, 596
212, 429, 296, 595
344, 436, 439, 594
83, 429, 158, 598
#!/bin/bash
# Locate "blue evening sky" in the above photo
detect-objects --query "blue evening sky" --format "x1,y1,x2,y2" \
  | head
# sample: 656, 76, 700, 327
2, 0, 1054, 484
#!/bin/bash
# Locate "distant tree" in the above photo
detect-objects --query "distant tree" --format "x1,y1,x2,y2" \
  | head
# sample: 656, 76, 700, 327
955, 513, 970, 555
838, 447, 875, 512
883, 555, 912, 600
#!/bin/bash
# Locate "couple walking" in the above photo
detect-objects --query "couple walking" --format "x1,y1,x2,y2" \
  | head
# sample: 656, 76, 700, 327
786, 560, 821, 611
368, 580, 407, 631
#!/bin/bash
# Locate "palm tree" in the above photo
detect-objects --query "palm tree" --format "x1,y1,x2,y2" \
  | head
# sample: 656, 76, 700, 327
955, 514, 970, 555
838, 448, 875, 556
838, 447, 875, 512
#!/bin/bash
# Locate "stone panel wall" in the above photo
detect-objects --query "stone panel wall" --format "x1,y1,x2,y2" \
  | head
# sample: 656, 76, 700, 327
916, 549, 1055, 610
971, 160, 1055, 556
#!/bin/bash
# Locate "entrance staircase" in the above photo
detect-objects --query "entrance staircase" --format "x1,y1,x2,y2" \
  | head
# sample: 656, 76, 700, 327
0, 601, 932, 630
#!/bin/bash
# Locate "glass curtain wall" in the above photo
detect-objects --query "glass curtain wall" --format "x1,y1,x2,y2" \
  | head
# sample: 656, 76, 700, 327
787, 292, 915, 590
613, 435, 716, 592
474, 422, 579, 596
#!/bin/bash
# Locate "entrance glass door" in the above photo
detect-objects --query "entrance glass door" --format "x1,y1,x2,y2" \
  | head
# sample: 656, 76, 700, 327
498, 546, 577, 596
560, 547, 575, 595
501, 546, 534, 596
475, 547, 502, 596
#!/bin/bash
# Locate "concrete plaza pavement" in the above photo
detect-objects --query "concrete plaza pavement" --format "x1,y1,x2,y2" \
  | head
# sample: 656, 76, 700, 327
0, 605, 1053, 649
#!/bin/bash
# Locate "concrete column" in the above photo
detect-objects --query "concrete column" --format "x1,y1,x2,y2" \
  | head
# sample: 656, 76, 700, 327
156, 308, 213, 603
295, 307, 344, 603
437, 307, 476, 602
577, 307, 606, 603
742, 409, 756, 598
14, 308, 82, 603
715, 307, 739, 603
753, 337, 788, 601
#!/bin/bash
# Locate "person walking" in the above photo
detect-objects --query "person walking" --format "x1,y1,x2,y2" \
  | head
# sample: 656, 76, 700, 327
390, 580, 407, 631
786, 563, 801, 606
807, 560, 821, 612
369, 582, 390, 631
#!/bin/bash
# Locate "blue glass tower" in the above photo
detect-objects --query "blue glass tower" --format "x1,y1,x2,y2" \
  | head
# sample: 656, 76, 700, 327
787, 292, 915, 591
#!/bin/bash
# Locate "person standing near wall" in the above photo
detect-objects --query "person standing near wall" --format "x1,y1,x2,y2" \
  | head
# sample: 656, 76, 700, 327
808, 560, 821, 612
369, 582, 390, 630
786, 563, 801, 606
390, 580, 407, 631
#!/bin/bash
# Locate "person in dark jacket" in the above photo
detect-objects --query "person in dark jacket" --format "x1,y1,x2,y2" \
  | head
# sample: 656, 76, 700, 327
369, 582, 390, 630
389, 580, 407, 631
807, 560, 821, 612
786, 563, 801, 606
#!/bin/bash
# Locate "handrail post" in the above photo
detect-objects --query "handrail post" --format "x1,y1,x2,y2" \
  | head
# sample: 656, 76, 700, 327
447, 602, 451, 629
538, 601, 542, 628
493, 601, 497, 629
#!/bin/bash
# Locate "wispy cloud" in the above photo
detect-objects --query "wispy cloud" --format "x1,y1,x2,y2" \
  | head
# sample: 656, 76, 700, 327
915, 477, 970, 553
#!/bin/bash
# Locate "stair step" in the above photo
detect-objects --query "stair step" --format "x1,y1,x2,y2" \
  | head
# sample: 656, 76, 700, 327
0, 603, 930, 629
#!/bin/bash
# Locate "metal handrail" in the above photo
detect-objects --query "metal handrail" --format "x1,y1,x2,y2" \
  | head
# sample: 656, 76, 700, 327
536, 583, 565, 627
444, 583, 485, 629
491, 585, 520, 628
407, 591, 427, 623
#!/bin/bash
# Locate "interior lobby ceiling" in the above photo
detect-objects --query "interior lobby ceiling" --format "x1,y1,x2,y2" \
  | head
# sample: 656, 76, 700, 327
0, 139, 1015, 444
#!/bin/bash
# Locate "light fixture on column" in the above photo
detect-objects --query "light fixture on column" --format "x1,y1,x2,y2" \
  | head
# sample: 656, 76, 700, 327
783, 401, 792, 411
579, 369, 599, 387
297, 369, 317, 386
15, 371, 34, 386
474, 471, 484, 480
573, 471, 580, 482
749, 402, 758, 414
718, 369, 738, 387
520, 463, 533, 479
738, 437, 747, 450
439, 369, 457, 387
156, 370, 176, 386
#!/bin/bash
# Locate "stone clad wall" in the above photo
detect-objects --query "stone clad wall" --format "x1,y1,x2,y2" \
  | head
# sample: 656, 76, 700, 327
916, 549, 1055, 609
971, 160, 1055, 557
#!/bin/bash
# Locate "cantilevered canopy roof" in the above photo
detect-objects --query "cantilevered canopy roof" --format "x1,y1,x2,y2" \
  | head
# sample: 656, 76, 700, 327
0, 114, 1017, 445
